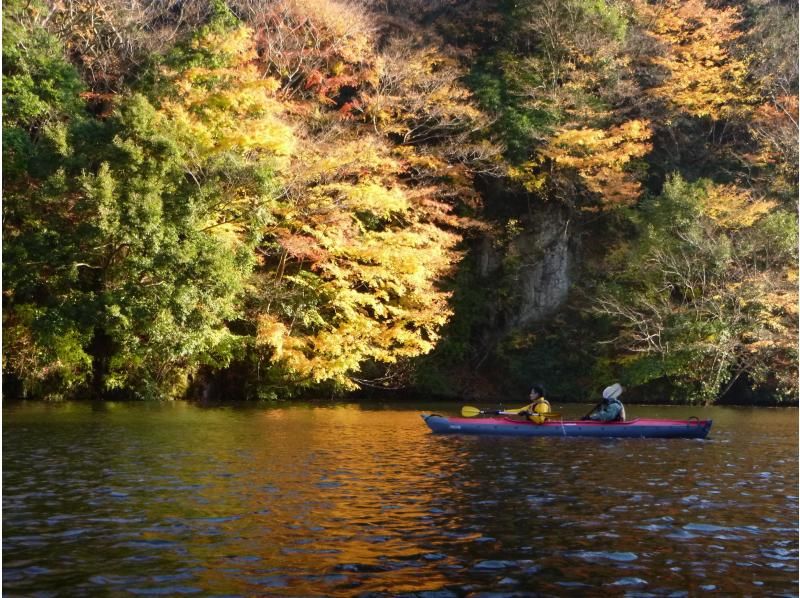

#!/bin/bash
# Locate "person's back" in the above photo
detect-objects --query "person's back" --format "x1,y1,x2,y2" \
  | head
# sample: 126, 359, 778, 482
587, 397, 625, 422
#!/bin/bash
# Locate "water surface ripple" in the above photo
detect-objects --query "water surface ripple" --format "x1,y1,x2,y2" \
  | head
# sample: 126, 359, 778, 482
3, 402, 797, 596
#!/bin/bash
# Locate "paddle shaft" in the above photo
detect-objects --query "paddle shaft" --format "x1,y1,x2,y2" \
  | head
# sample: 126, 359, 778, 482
581, 401, 603, 420
461, 406, 560, 418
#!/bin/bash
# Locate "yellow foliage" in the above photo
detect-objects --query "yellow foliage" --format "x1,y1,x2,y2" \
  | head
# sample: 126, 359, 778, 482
365, 43, 485, 143
282, 0, 374, 66
392, 146, 448, 172
265, 214, 459, 385
159, 28, 294, 161
637, 0, 753, 119
508, 165, 547, 193
313, 181, 409, 220
539, 119, 653, 206
223, 14, 484, 390
252, 117, 464, 388
255, 314, 289, 353
703, 184, 776, 230
192, 26, 254, 59
152, 26, 297, 255
293, 137, 401, 185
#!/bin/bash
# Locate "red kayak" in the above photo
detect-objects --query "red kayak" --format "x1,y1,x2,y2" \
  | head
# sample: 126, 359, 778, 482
422, 414, 712, 439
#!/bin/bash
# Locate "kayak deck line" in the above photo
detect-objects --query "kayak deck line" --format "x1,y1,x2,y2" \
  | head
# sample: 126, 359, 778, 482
421, 414, 712, 439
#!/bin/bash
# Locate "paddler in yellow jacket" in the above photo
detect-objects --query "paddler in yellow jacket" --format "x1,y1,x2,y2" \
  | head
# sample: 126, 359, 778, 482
517, 384, 551, 424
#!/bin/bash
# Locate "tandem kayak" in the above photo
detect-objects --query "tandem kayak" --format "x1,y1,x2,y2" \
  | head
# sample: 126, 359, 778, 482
422, 414, 712, 439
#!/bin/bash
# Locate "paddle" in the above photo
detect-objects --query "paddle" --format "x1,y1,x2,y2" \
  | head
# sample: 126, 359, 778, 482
460, 406, 562, 418
581, 383, 623, 420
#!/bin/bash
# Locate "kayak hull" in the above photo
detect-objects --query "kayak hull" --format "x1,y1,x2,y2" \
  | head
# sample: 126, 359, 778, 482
422, 414, 712, 439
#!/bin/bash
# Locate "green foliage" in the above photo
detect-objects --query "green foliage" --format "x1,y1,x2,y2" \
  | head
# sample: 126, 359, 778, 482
468, 57, 560, 162
161, 0, 241, 71
742, 211, 799, 269
596, 174, 798, 403
511, 0, 628, 47
3, 15, 275, 399
2, 0, 85, 179
4, 2, 472, 400
465, 0, 637, 199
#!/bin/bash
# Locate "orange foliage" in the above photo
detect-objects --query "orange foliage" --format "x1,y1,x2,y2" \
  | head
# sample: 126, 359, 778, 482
276, 231, 329, 264
537, 119, 653, 206
251, 0, 376, 105
749, 95, 799, 183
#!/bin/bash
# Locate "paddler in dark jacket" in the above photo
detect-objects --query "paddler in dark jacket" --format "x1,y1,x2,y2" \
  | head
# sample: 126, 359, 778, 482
583, 384, 626, 422
585, 396, 625, 421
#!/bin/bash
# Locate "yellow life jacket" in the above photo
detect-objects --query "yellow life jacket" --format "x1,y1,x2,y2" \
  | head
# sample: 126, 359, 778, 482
529, 398, 551, 424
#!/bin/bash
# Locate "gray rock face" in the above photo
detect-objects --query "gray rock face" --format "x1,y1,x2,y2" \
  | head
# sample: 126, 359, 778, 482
514, 208, 571, 327
478, 203, 573, 332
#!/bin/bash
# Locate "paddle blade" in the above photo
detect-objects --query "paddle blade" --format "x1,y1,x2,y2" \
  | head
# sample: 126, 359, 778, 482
461, 406, 483, 417
603, 383, 623, 400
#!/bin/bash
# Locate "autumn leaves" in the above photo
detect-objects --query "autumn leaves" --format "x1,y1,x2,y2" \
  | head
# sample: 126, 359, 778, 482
2, 0, 796, 401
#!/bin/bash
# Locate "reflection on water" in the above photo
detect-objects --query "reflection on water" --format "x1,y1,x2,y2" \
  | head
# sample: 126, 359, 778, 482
3, 402, 798, 596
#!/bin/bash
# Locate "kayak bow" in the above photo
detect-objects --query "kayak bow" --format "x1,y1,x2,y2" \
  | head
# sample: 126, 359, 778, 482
421, 414, 712, 439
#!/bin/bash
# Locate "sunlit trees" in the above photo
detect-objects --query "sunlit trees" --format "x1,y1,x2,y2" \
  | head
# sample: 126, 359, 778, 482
249, 131, 463, 392
511, 0, 630, 109
579, 0, 799, 402
3, 0, 797, 403
236, 1, 487, 394
3, 5, 285, 398
467, 0, 652, 207
744, 1, 799, 200
367, 39, 483, 144
640, 0, 751, 120
3, 0, 493, 400
528, 118, 652, 207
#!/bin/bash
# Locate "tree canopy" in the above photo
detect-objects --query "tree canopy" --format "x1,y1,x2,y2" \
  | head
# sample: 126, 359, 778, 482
3, 0, 797, 403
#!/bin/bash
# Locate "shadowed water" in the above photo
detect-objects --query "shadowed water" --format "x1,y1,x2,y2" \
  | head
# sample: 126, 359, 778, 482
3, 401, 797, 596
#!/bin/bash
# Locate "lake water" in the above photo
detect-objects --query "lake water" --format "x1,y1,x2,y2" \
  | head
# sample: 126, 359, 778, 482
3, 401, 798, 596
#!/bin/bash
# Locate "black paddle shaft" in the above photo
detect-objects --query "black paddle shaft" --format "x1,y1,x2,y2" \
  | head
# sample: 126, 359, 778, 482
581, 401, 603, 420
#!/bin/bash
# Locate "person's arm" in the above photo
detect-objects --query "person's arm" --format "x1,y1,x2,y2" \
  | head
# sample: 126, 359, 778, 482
517, 402, 533, 415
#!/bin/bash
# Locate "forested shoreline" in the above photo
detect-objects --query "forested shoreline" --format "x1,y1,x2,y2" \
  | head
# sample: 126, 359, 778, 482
3, 0, 798, 404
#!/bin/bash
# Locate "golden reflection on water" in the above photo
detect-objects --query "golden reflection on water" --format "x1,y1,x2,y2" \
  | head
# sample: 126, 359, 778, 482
180, 406, 469, 594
